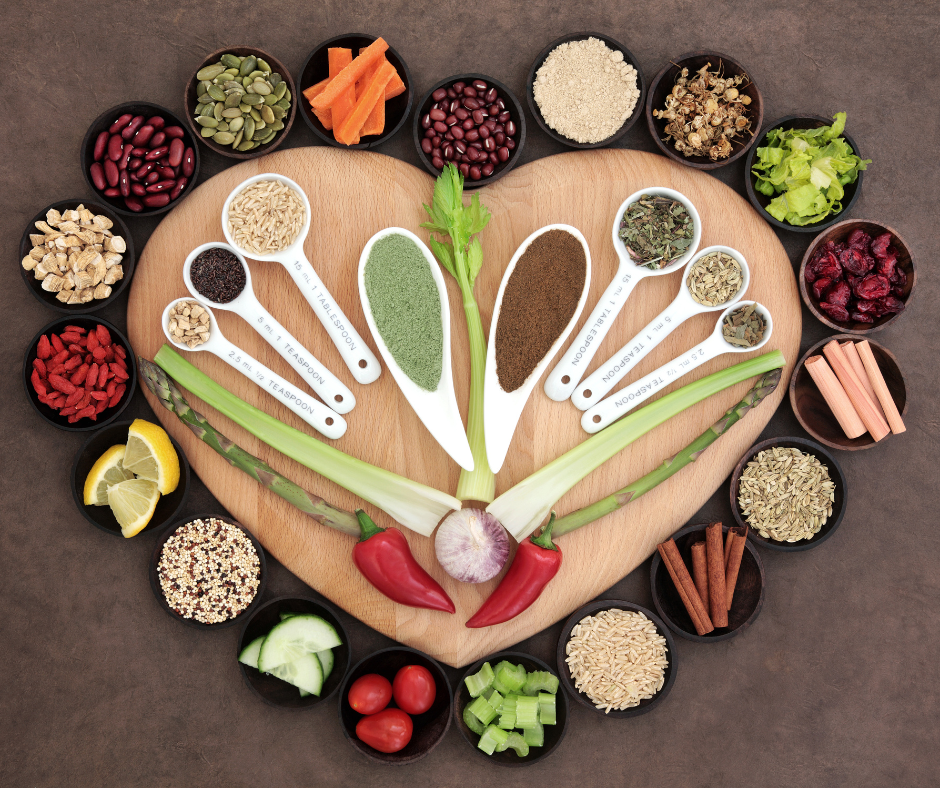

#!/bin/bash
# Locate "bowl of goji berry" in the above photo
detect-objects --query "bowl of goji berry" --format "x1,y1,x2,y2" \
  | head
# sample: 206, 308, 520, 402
799, 219, 915, 335
23, 316, 137, 431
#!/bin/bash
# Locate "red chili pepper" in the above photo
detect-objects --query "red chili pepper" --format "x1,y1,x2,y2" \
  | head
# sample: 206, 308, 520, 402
353, 510, 455, 614
466, 513, 562, 628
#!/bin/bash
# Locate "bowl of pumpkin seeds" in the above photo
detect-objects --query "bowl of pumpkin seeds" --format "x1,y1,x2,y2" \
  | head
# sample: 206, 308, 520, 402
184, 47, 296, 159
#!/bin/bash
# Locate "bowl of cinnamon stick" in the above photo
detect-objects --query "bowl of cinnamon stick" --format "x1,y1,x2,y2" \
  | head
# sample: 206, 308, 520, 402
652, 522, 764, 642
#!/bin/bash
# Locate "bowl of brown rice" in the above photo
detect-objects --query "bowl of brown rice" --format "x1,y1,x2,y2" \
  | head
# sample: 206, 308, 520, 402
556, 600, 676, 718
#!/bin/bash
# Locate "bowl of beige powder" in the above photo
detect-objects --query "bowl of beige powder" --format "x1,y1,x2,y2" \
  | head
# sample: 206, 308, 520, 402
526, 32, 645, 148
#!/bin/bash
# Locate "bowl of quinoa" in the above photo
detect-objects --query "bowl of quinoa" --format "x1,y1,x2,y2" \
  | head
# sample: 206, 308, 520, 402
149, 513, 266, 629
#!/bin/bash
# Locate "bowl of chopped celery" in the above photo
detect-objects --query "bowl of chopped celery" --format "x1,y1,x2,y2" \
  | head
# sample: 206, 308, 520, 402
455, 651, 568, 766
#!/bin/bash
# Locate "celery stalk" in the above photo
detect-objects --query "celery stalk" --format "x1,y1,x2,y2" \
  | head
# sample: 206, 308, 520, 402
487, 351, 786, 539
153, 345, 459, 537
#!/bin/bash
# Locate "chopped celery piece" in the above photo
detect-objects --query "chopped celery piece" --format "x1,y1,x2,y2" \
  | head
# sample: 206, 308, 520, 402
463, 705, 485, 735
496, 731, 529, 756
498, 708, 516, 729
492, 661, 526, 695
538, 692, 556, 725
483, 688, 504, 710
465, 662, 494, 697
523, 670, 559, 696
523, 721, 544, 748
478, 724, 510, 755
467, 695, 498, 725
515, 695, 539, 729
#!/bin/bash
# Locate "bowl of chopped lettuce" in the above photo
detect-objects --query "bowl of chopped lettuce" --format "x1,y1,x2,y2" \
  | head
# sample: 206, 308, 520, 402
745, 113, 869, 232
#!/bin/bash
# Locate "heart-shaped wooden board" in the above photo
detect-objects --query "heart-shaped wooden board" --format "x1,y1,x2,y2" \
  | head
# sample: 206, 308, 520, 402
129, 147, 799, 667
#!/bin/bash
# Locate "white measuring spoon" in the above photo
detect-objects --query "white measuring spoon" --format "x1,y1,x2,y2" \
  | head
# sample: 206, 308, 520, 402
183, 242, 355, 415
358, 227, 474, 471
161, 299, 346, 440
483, 224, 592, 473
543, 188, 701, 402
572, 245, 750, 411
221, 173, 381, 385
581, 301, 774, 433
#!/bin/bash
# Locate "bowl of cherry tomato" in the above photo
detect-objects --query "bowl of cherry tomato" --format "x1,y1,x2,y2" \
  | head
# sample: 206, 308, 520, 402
337, 646, 452, 764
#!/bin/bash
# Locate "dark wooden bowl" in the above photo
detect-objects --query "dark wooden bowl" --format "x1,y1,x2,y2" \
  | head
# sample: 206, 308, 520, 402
556, 600, 676, 717
79, 101, 200, 217
70, 420, 190, 537
651, 522, 764, 641
645, 51, 762, 170
454, 651, 568, 766
526, 32, 645, 149
183, 46, 297, 160
237, 595, 350, 709
730, 437, 849, 551
744, 114, 864, 233
789, 335, 908, 451
23, 316, 137, 432
297, 34, 413, 150
798, 220, 915, 335
413, 73, 526, 190
148, 513, 267, 630
338, 646, 451, 765
19, 199, 135, 315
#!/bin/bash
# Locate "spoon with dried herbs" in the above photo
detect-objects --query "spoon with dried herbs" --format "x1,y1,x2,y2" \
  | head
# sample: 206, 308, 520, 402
544, 188, 701, 402
581, 301, 772, 432
572, 245, 749, 411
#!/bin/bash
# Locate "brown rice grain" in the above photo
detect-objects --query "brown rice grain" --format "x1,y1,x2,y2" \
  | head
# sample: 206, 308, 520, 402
227, 179, 305, 256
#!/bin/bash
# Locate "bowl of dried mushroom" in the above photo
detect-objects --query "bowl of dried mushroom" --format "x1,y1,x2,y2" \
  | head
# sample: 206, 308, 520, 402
645, 51, 763, 170
20, 200, 134, 314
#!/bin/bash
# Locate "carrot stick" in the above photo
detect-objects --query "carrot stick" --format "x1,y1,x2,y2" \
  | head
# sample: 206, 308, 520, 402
302, 77, 331, 102
311, 38, 388, 111
360, 96, 385, 137
335, 60, 396, 145
328, 48, 355, 131
359, 49, 405, 99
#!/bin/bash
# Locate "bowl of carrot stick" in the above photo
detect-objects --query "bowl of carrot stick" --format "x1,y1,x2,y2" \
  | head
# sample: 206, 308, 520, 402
298, 34, 413, 149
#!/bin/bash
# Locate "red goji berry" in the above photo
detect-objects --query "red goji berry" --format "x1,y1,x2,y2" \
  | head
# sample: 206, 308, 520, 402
75, 405, 96, 419
64, 325, 87, 335
110, 363, 129, 381
103, 347, 114, 362
68, 344, 84, 355
109, 383, 126, 408
61, 333, 83, 346
86, 363, 99, 390
60, 405, 78, 416
32, 358, 47, 377
78, 391, 92, 411
90, 391, 109, 401
92, 347, 107, 362
106, 380, 117, 397
48, 374, 77, 395
64, 389, 84, 407
63, 355, 81, 371
113, 345, 126, 360
71, 364, 89, 385
50, 393, 67, 408
52, 349, 69, 365
50, 334, 65, 353
96, 325, 111, 346
86, 331, 99, 352
30, 370, 46, 395
94, 398, 109, 414
113, 355, 127, 371
37, 335, 52, 360
49, 364, 67, 377
67, 414, 81, 423
100, 366, 113, 383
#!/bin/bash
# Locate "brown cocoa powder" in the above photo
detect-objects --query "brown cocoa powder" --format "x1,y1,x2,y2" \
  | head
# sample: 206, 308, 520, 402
495, 229, 586, 392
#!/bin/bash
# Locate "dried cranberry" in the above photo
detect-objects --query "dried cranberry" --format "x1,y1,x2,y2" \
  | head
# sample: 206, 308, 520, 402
875, 251, 898, 279
804, 252, 825, 282
855, 299, 883, 316
811, 277, 833, 301
877, 296, 906, 315
819, 302, 851, 322
849, 311, 875, 323
871, 232, 892, 259
845, 273, 861, 291
853, 274, 891, 301
890, 266, 907, 287
817, 252, 842, 281
840, 247, 873, 276
825, 280, 852, 308
847, 229, 871, 249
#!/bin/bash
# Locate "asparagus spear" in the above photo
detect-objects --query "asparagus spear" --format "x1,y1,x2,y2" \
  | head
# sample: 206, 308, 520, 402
138, 357, 359, 537
552, 368, 782, 537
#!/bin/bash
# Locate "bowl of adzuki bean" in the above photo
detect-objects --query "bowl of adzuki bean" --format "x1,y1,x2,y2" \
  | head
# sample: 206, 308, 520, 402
413, 74, 526, 189
81, 101, 200, 217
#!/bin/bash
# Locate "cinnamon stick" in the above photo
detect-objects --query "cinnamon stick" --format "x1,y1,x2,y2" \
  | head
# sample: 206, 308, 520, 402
705, 523, 728, 628
857, 340, 906, 435
691, 542, 709, 606
658, 539, 714, 636
805, 355, 866, 439
723, 529, 734, 568
841, 341, 884, 420
823, 341, 890, 441
724, 527, 748, 611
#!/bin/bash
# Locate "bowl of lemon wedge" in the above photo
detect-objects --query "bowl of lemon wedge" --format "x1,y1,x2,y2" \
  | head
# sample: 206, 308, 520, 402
71, 418, 190, 537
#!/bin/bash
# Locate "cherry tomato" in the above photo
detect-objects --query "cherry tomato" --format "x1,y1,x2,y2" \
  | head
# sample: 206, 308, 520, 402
392, 664, 437, 715
347, 673, 392, 715
355, 708, 413, 753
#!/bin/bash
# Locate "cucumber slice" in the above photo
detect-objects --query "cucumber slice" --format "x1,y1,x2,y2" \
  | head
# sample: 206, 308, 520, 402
257, 615, 342, 672
316, 648, 334, 680
299, 689, 311, 698
238, 635, 265, 669
266, 651, 324, 696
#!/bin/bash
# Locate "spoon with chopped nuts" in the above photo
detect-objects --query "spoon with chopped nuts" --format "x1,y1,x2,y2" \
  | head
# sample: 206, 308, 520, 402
581, 301, 772, 433
160, 298, 346, 440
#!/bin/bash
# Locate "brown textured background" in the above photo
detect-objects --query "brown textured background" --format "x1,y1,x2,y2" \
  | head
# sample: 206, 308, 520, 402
3, 1, 937, 786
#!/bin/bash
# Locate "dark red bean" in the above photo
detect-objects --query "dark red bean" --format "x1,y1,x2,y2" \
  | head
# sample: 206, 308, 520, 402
506, 138, 516, 150
131, 147, 149, 157
121, 115, 145, 140
464, 97, 480, 111
494, 132, 505, 146
149, 131, 166, 148
459, 163, 470, 177
497, 146, 510, 162
431, 156, 444, 169
131, 182, 147, 196
451, 126, 465, 140
109, 113, 133, 134
431, 87, 447, 102
466, 147, 480, 162
169, 177, 188, 200
103, 187, 121, 197
145, 171, 159, 184
498, 111, 511, 124
421, 138, 433, 155
444, 130, 454, 141
446, 88, 457, 99
158, 157, 170, 167
479, 125, 491, 140
505, 120, 517, 137
421, 114, 432, 129
107, 134, 123, 161
127, 158, 141, 171
424, 127, 436, 139
469, 166, 481, 180
157, 166, 175, 179
472, 109, 485, 125
453, 107, 468, 121
484, 119, 497, 131
89, 162, 107, 191
124, 196, 144, 212
460, 153, 471, 163
144, 145, 169, 162
119, 169, 130, 197
497, 98, 506, 110
146, 179, 175, 193
489, 152, 499, 164
429, 108, 446, 122
433, 121, 447, 134
483, 137, 496, 152
493, 124, 504, 135
443, 145, 455, 161
431, 147, 441, 159
168, 138, 184, 167
452, 82, 466, 92
163, 126, 185, 139
444, 114, 457, 126
455, 140, 467, 154
487, 104, 499, 116
136, 161, 155, 178
133, 125, 155, 146
484, 88, 498, 104
482, 163, 494, 177
462, 118, 475, 131
142, 193, 171, 209
472, 80, 488, 92
463, 86, 477, 98
93, 131, 109, 162
103, 159, 119, 187
146, 115, 165, 130
120, 145, 133, 170
465, 128, 480, 142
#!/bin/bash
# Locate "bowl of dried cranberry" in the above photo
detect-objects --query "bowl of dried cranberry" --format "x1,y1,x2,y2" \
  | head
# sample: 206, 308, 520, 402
413, 74, 525, 188
80, 101, 199, 216
23, 315, 136, 432
799, 220, 915, 334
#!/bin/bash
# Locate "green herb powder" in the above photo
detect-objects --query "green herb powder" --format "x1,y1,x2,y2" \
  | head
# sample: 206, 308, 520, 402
365, 234, 443, 392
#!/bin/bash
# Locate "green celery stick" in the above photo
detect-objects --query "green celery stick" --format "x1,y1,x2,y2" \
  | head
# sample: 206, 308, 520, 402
478, 725, 510, 755
464, 662, 494, 697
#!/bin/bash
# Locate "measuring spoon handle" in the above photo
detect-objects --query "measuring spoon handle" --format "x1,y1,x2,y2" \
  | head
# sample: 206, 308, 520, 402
580, 333, 726, 433
572, 297, 691, 410
543, 269, 643, 401
212, 338, 347, 440
239, 297, 356, 415
281, 254, 381, 385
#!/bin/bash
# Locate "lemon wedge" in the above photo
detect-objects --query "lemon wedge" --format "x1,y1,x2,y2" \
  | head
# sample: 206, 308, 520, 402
108, 478, 161, 538
123, 419, 180, 495
83, 444, 135, 506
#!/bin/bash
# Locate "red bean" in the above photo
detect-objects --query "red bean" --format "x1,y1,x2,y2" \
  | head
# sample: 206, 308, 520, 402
465, 128, 480, 142
431, 88, 447, 102
181, 147, 195, 178
146, 115, 165, 130
449, 99, 460, 114
132, 125, 154, 147
498, 111, 511, 124
121, 115, 145, 140
497, 98, 506, 110
444, 114, 457, 126
146, 179, 175, 193
420, 138, 433, 154
462, 118, 475, 131
429, 108, 445, 121
471, 109, 485, 125
136, 161, 155, 179
459, 163, 470, 177
463, 86, 477, 98
157, 166, 175, 179
446, 88, 457, 99
453, 82, 465, 92
169, 177, 188, 200
497, 146, 510, 162
478, 125, 490, 140
89, 162, 107, 191
125, 196, 144, 212
131, 147, 149, 157
433, 121, 447, 134
444, 129, 454, 141
107, 134, 123, 161
483, 137, 496, 152
424, 127, 436, 139
109, 114, 133, 134
482, 163, 494, 177
454, 107, 469, 121
103, 187, 121, 197
120, 145, 133, 170
163, 125, 185, 139
131, 183, 147, 196
431, 156, 444, 169
484, 88, 498, 104
142, 193, 171, 209
421, 114, 432, 129
494, 132, 505, 146
505, 120, 517, 137
455, 140, 467, 154
464, 97, 480, 111
489, 152, 499, 164
103, 159, 119, 187
469, 166, 481, 180
488, 104, 500, 116
506, 138, 515, 150
144, 145, 169, 161
493, 124, 504, 135
431, 147, 441, 159
472, 80, 488, 92
93, 131, 109, 162
451, 126, 464, 140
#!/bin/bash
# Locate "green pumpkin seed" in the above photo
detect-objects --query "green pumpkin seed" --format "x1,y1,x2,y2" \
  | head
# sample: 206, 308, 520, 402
283, 88, 292, 102
197, 93, 215, 104
228, 116, 244, 132
216, 120, 229, 132
239, 55, 257, 76
260, 105, 275, 124
207, 85, 226, 102
269, 73, 282, 87
274, 81, 288, 100
213, 102, 224, 121
249, 108, 262, 121
269, 119, 284, 131
243, 117, 255, 140
257, 58, 272, 73
239, 103, 251, 114
220, 53, 241, 69
263, 93, 277, 106
253, 129, 270, 142
197, 64, 226, 81
276, 98, 291, 111
252, 81, 272, 96
223, 80, 243, 91
233, 130, 244, 148
201, 126, 217, 138
270, 105, 286, 120
244, 93, 265, 106
196, 81, 208, 97
248, 70, 264, 80
236, 139, 255, 152
197, 103, 215, 117
254, 118, 266, 131
196, 116, 219, 128
213, 131, 236, 145
242, 76, 252, 89
245, 83, 255, 94
225, 92, 243, 108
221, 107, 243, 118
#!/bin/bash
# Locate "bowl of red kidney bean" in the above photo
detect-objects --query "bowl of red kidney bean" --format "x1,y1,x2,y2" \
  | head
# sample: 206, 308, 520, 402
413, 74, 525, 188
80, 101, 200, 216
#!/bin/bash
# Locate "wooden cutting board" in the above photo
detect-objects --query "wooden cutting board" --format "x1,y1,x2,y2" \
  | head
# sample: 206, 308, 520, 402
128, 147, 799, 667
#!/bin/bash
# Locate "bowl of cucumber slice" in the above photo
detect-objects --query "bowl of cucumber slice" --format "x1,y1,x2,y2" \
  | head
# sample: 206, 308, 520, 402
455, 651, 568, 766
237, 595, 351, 709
